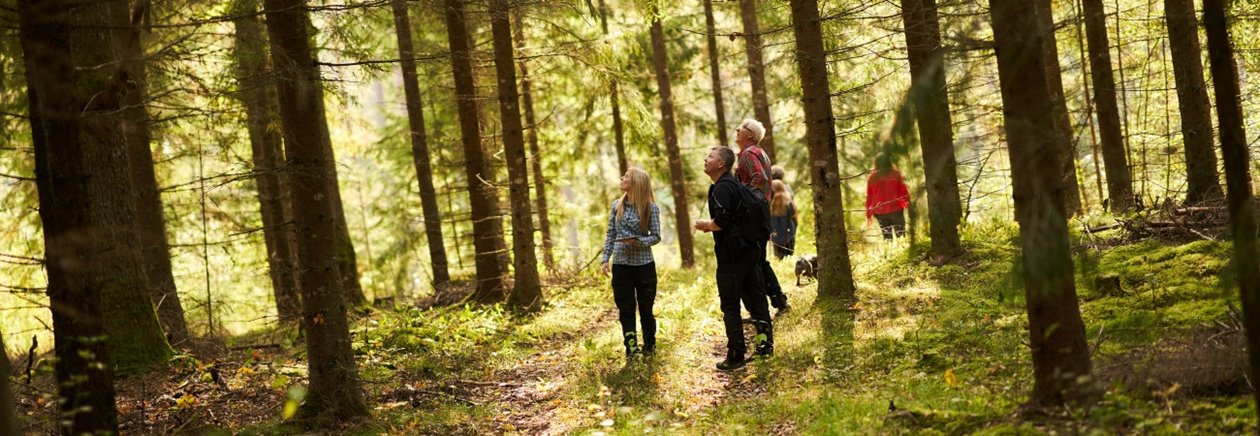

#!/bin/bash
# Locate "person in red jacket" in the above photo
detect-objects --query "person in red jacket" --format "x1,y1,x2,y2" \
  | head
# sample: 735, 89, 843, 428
865, 154, 910, 240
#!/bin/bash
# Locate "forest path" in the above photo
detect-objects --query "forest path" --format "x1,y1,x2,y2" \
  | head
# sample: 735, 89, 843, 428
464, 257, 816, 434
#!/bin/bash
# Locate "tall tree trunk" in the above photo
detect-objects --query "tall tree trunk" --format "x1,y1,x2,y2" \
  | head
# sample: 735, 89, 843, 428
20, 0, 121, 431
598, 0, 628, 174
391, 0, 452, 289
0, 334, 15, 435
788, 0, 856, 299
109, 0, 191, 345
514, 10, 554, 272
328, 160, 367, 306
261, 0, 368, 420
1202, 0, 1260, 421
704, 0, 729, 147
231, 0, 302, 323
489, 0, 544, 311
899, 0, 962, 258
1072, 0, 1107, 207
739, 0, 776, 159
75, 0, 175, 372
445, 0, 510, 300
1082, 0, 1135, 211
1035, 0, 1084, 217
1165, 0, 1223, 204
649, 15, 696, 268
989, 0, 1093, 407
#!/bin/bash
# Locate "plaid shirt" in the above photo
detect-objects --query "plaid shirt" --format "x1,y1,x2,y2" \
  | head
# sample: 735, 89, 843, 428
736, 145, 772, 194
601, 199, 661, 266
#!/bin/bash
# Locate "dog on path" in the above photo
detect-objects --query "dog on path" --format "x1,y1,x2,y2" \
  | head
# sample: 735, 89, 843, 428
795, 255, 817, 286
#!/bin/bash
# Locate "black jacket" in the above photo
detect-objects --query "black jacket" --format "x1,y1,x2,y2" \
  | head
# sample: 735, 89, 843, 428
707, 172, 755, 263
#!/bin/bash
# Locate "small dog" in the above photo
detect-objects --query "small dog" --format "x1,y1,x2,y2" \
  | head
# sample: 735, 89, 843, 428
795, 255, 818, 286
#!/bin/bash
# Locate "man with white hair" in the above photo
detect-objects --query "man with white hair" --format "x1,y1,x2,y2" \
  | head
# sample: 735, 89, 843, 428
733, 119, 790, 312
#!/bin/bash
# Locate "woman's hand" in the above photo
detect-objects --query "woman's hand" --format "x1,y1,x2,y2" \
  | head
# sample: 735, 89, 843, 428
601, 262, 610, 276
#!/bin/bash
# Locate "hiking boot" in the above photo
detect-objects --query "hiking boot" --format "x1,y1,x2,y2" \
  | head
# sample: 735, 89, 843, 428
754, 344, 774, 358
623, 332, 640, 357
641, 344, 656, 357
716, 352, 746, 371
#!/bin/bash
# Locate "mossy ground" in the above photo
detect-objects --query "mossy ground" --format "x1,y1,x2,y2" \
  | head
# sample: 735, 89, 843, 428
19, 222, 1253, 434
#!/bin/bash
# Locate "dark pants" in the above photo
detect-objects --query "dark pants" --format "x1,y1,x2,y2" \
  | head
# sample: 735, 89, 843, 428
717, 250, 773, 356
773, 239, 795, 259
875, 210, 906, 240
759, 244, 785, 302
612, 262, 657, 349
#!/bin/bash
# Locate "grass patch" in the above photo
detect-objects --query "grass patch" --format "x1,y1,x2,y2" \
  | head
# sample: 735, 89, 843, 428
97, 222, 1254, 434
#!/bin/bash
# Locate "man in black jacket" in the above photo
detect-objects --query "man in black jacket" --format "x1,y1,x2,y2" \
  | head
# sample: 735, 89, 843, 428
694, 146, 774, 371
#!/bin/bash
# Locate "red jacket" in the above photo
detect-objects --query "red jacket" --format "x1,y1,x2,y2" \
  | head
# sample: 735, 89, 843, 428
865, 170, 909, 218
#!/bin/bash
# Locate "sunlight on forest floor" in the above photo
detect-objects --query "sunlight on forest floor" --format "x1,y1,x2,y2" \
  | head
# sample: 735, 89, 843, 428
13, 224, 1256, 434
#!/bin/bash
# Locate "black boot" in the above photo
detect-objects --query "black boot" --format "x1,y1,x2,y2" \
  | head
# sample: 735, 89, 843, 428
716, 350, 746, 371
753, 320, 774, 357
623, 332, 640, 358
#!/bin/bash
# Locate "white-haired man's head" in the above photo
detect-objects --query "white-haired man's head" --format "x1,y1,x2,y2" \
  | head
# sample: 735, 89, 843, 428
737, 119, 766, 145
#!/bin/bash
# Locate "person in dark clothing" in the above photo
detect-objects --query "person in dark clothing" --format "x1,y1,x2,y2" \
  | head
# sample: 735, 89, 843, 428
694, 146, 774, 371
769, 179, 797, 259
733, 119, 790, 312
601, 168, 662, 358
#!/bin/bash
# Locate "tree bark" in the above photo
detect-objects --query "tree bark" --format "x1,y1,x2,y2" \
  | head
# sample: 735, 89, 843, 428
1165, 0, 1223, 204
328, 159, 367, 306
598, 0, 628, 175
20, 0, 121, 431
989, 0, 1093, 407
899, 0, 962, 257
445, 0, 511, 300
489, 0, 544, 311
261, 0, 368, 420
739, 0, 776, 159
787, 0, 856, 299
649, 15, 696, 268
72, 0, 175, 372
391, 0, 452, 290
231, 0, 303, 324
514, 10, 555, 272
1202, 0, 1260, 422
704, 0, 729, 147
1082, 0, 1135, 211
109, 0, 191, 345
0, 334, 15, 435
1072, 0, 1107, 207
1035, 0, 1084, 217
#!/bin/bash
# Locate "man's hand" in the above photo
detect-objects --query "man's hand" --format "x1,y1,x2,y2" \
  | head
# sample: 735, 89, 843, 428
694, 219, 717, 232
601, 262, 610, 276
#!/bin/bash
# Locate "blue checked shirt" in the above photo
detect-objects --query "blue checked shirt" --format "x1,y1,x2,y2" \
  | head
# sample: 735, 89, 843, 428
601, 199, 661, 266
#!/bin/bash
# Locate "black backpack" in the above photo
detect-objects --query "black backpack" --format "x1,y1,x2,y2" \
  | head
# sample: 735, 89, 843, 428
720, 178, 771, 245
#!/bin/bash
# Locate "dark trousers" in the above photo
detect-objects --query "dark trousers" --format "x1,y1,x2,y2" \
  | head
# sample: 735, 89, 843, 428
875, 209, 906, 240
773, 239, 795, 259
717, 251, 773, 356
759, 244, 784, 299
612, 262, 657, 348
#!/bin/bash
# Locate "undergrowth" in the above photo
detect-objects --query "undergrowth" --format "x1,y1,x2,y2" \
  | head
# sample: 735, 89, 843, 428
104, 221, 1254, 434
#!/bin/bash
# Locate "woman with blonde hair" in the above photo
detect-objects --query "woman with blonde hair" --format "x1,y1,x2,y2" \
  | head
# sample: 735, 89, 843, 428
601, 167, 662, 358
769, 179, 797, 259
